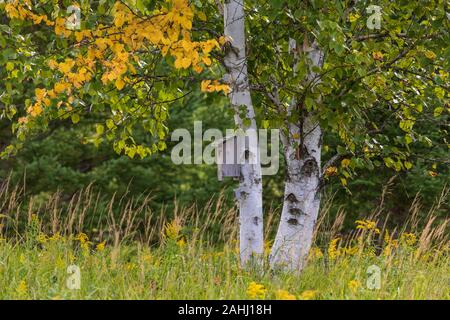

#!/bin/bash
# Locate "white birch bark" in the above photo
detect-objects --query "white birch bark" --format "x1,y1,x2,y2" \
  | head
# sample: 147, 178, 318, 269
223, 0, 264, 266
270, 41, 324, 271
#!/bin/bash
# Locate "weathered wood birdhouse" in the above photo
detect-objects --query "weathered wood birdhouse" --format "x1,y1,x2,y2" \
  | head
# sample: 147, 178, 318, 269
216, 134, 258, 181
216, 135, 243, 181
215, 131, 258, 181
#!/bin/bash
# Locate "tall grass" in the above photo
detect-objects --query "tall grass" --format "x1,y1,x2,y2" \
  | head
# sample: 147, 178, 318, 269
0, 177, 448, 299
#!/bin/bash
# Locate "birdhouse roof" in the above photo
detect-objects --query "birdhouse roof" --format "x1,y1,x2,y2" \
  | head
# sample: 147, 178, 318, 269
213, 134, 237, 148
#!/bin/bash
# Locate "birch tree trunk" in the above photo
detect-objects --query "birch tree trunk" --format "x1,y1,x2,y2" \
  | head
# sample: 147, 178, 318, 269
223, 0, 264, 267
270, 42, 324, 271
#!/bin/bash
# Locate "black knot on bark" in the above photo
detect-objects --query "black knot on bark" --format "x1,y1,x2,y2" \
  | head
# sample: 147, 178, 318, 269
286, 193, 299, 203
289, 207, 304, 216
300, 158, 319, 177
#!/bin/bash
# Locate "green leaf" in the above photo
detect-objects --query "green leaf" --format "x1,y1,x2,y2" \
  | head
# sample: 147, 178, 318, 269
71, 114, 80, 124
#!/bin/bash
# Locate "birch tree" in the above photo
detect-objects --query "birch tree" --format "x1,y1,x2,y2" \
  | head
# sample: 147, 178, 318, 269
222, 0, 264, 266
212, 0, 448, 271
257, 0, 447, 271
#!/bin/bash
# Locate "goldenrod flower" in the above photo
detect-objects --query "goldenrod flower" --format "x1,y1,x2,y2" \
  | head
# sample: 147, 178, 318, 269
125, 263, 136, 271
36, 233, 48, 244
275, 289, 296, 300
246, 282, 266, 299
328, 238, 341, 259
348, 280, 361, 293
355, 220, 380, 234
49, 232, 61, 242
75, 232, 89, 243
141, 253, 152, 264
343, 246, 359, 256
164, 218, 182, 241
176, 238, 186, 248
400, 233, 417, 246
308, 247, 324, 260
16, 280, 28, 296
383, 230, 399, 256
299, 290, 318, 300
96, 241, 106, 252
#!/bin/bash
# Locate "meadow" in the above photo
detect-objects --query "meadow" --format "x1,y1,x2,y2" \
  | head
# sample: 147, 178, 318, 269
0, 180, 448, 300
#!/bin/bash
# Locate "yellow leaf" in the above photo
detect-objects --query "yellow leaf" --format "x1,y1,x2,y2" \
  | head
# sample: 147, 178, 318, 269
424, 50, 436, 60
28, 102, 43, 117
341, 159, 351, 168
372, 51, 384, 61
197, 11, 207, 21
43, 98, 51, 107
54, 82, 69, 94
174, 58, 184, 69
181, 57, 191, 68
325, 166, 338, 177
202, 56, 212, 66
428, 171, 438, 177
201, 80, 211, 92
58, 59, 74, 74
349, 13, 360, 23
404, 161, 413, 170
115, 78, 125, 90
114, 14, 125, 28
35, 88, 47, 101
48, 59, 58, 70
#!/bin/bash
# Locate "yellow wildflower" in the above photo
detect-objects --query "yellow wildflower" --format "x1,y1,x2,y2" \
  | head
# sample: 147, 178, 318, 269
328, 238, 341, 259
125, 263, 136, 271
164, 218, 182, 241
355, 219, 380, 234
246, 282, 266, 299
176, 238, 186, 248
383, 230, 399, 256
343, 245, 359, 256
49, 232, 62, 242
75, 233, 89, 243
141, 253, 152, 264
96, 241, 106, 252
299, 290, 318, 300
400, 233, 417, 246
348, 280, 361, 293
309, 247, 324, 260
36, 233, 48, 244
275, 289, 296, 300
16, 280, 28, 296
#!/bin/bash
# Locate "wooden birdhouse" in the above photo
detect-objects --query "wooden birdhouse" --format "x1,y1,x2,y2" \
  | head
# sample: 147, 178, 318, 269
216, 135, 240, 181
216, 134, 257, 181
215, 135, 242, 181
